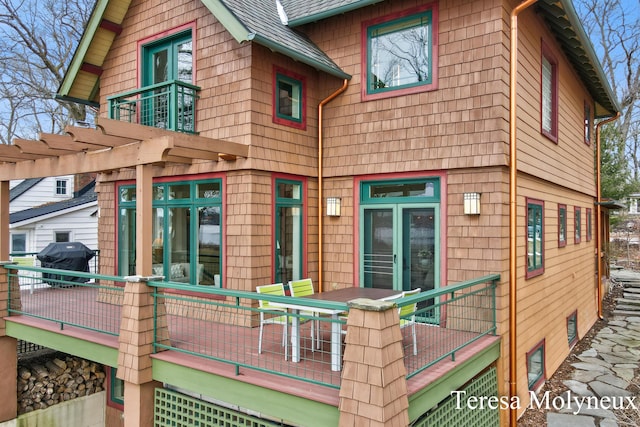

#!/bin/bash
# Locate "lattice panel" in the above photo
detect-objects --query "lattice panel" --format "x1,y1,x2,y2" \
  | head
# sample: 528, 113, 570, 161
155, 388, 279, 427
413, 367, 499, 427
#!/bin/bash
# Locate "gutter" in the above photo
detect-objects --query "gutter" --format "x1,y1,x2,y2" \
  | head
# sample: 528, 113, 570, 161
317, 80, 348, 293
509, 2, 538, 425
595, 112, 620, 318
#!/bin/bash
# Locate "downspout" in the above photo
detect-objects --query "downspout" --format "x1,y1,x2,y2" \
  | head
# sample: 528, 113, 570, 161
509, 1, 537, 425
595, 112, 620, 318
318, 79, 349, 293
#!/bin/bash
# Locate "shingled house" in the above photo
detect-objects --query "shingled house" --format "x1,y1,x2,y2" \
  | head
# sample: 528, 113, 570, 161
0, 0, 618, 426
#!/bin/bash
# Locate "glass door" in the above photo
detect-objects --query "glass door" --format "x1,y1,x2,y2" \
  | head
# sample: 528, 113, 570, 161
362, 204, 439, 321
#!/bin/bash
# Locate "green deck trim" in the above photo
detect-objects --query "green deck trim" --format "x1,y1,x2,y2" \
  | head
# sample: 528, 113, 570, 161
408, 339, 501, 422
5, 321, 118, 367
152, 358, 339, 427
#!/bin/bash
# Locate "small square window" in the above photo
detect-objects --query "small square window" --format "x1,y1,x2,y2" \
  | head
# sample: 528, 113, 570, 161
527, 340, 545, 390
56, 179, 68, 195
11, 233, 27, 253
575, 207, 581, 244
558, 204, 567, 248
567, 311, 578, 346
273, 68, 305, 130
55, 232, 70, 243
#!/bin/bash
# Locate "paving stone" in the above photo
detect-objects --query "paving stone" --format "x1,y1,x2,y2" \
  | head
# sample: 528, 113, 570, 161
576, 356, 611, 367
624, 316, 640, 323
589, 380, 632, 398
595, 374, 630, 389
608, 320, 628, 327
579, 348, 597, 358
562, 380, 594, 396
600, 353, 635, 364
611, 367, 635, 381
571, 370, 600, 383
571, 362, 613, 374
547, 412, 596, 427
600, 419, 619, 427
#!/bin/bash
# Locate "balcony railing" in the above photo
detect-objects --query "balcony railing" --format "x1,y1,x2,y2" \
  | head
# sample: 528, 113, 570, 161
107, 80, 200, 134
3, 263, 498, 390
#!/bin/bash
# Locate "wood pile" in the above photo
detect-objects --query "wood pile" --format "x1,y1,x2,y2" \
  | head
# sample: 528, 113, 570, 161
17, 354, 105, 414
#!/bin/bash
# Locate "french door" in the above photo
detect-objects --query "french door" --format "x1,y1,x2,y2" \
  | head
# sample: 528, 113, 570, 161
362, 204, 439, 320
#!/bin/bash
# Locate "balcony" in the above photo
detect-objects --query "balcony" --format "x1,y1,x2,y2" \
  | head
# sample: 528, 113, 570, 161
107, 80, 200, 134
3, 264, 500, 423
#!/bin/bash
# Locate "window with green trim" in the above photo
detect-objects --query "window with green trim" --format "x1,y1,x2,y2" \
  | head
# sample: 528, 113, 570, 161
108, 368, 124, 407
527, 340, 545, 390
558, 204, 567, 247
275, 179, 303, 284
567, 311, 577, 346
526, 199, 544, 277
361, 178, 439, 204
364, 5, 436, 98
273, 68, 305, 129
575, 207, 581, 244
118, 178, 222, 287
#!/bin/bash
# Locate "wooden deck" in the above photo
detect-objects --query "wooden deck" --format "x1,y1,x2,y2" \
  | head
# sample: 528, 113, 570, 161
7, 285, 500, 406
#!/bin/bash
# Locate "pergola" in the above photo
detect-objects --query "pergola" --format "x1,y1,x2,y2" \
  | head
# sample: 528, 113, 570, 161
0, 118, 249, 276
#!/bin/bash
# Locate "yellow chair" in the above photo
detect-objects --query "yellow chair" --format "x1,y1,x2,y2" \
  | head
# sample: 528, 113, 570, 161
288, 278, 319, 350
256, 283, 290, 359
399, 288, 421, 355
10, 255, 36, 294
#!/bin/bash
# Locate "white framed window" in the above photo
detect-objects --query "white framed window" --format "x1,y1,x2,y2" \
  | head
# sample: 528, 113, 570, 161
55, 231, 71, 242
55, 179, 68, 195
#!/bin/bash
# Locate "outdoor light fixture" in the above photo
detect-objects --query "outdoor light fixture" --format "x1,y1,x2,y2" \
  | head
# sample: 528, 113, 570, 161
326, 197, 341, 217
464, 192, 481, 215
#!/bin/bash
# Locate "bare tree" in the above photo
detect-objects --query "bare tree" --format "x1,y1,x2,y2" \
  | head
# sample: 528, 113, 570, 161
0, 0, 93, 144
576, 0, 640, 182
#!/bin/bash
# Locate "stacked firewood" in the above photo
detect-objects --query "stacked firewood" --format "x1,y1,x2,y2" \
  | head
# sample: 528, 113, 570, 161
17, 354, 105, 414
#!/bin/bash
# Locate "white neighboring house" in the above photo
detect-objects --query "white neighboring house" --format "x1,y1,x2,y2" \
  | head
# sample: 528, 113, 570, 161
9, 177, 98, 256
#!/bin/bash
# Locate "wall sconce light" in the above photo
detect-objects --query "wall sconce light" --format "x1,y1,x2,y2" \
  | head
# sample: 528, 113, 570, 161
464, 192, 481, 215
327, 197, 341, 217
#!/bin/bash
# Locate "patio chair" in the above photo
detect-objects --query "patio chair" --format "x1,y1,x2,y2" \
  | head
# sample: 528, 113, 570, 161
399, 288, 421, 355
257, 283, 290, 359
10, 255, 36, 294
288, 278, 319, 350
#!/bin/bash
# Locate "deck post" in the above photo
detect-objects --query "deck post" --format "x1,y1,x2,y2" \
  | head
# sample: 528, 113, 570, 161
0, 180, 17, 422
339, 298, 409, 426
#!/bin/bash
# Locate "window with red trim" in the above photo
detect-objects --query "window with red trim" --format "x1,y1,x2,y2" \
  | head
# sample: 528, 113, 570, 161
575, 206, 581, 244
526, 198, 544, 278
273, 67, 306, 130
527, 339, 546, 390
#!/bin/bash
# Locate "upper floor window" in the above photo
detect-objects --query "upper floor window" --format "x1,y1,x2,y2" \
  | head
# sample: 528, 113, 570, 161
55, 179, 68, 195
574, 207, 581, 244
584, 102, 592, 145
558, 204, 567, 248
586, 208, 592, 242
363, 4, 438, 100
526, 198, 544, 278
273, 68, 305, 130
541, 41, 558, 142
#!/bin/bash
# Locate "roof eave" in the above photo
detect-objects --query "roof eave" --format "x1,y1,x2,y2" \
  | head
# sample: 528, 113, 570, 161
249, 33, 351, 80
287, 0, 384, 26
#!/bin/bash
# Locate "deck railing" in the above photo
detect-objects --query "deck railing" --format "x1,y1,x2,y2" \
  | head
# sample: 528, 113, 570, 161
107, 80, 200, 134
3, 263, 497, 389
5, 264, 123, 336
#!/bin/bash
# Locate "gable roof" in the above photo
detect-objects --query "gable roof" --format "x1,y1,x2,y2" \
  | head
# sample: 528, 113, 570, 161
10, 181, 97, 226
10, 178, 44, 202
57, 0, 617, 117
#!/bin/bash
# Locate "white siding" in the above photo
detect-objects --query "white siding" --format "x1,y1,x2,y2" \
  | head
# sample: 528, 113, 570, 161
10, 176, 75, 213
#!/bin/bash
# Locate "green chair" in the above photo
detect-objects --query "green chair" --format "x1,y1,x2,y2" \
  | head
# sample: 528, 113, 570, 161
257, 283, 290, 359
288, 278, 319, 350
399, 288, 421, 355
